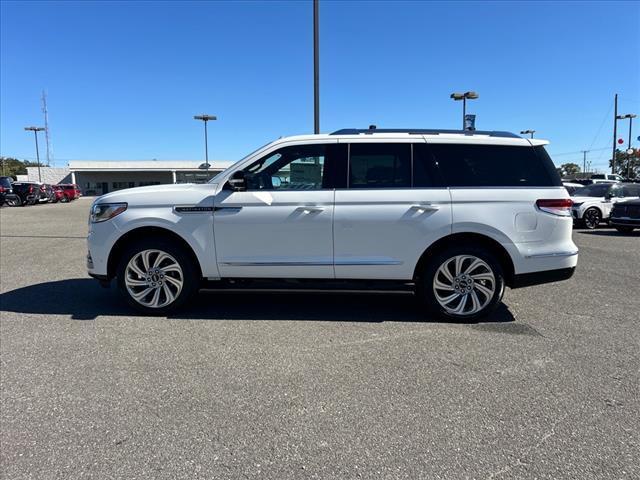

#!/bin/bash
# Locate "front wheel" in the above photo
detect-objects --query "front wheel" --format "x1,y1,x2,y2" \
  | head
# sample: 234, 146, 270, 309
582, 207, 601, 229
417, 247, 505, 321
116, 239, 199, 315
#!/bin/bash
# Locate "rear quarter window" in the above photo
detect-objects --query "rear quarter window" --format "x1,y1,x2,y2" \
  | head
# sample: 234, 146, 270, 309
430, 144, 562, 187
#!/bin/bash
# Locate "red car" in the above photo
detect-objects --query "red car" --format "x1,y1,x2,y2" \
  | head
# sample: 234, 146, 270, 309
52, 185, 65, 202
58, 184, 81, 202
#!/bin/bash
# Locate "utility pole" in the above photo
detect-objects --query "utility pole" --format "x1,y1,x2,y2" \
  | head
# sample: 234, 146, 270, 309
24, 126, 45, 182
41, 90, 52, 166
612, 93, 618, 174
581, 150, 589, 175
313, 0, 320, 134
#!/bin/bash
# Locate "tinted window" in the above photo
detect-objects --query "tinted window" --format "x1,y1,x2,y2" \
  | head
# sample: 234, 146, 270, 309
430, 144, 562, 187
349, 143, 411, 189
573, 183, 612, 197
412, 143, 438, 187
244, 144, 338, 191
622, 184, 640, 197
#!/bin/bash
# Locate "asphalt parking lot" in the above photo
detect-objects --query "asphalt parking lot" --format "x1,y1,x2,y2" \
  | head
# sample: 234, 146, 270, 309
1, 197, 638, 480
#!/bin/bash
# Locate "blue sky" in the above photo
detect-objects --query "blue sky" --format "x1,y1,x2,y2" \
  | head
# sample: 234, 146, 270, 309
1, 0, 639, 171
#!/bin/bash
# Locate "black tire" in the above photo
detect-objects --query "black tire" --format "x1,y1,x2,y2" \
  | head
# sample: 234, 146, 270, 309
614, 225, 635, 234
6, 196, 22, 207
116, 238, 200, 315
582, 207, 601, 229
417, 246, 505, 322
61, 195, 69, 203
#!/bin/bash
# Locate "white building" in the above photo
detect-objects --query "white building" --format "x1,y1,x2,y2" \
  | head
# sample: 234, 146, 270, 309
25, 160, 234, 196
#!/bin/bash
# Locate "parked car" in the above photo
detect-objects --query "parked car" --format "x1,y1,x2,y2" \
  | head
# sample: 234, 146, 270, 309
590, 173, 623, 184
0, 176, 15, 206
609, 199, 640, 233
571, 182, 640, 229
563, 182, 583, 195
39, 183, 57, 203
8, 181, 41, 206
58, 184, 80, 202
52, 185, 65, 203
87, 128, 578, 320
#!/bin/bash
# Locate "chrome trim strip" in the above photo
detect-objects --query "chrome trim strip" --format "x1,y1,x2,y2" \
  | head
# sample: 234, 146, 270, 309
524, 251, 579, 259
220, 260, 403, 267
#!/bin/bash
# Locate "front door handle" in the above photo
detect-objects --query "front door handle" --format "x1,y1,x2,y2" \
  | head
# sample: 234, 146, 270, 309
296, 206, 324, 214
411, 203, 440, 212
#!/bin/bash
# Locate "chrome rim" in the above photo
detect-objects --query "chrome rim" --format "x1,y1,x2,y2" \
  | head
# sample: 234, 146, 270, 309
125, 249, 183, 308
432, 255, 496, 316
584, 209, 600, 228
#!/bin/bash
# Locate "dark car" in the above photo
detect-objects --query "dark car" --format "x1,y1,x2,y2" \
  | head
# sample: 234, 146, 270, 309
8, 181, 41, 206
0, 176, 14, 206
609, 199, 640, 233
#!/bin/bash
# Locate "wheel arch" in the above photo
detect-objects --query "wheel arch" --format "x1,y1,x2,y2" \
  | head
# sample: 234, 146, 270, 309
107, 226, 203, 280
413, 232, 516, 287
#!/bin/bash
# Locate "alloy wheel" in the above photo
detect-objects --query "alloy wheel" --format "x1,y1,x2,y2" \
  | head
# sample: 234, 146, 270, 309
583, 208, 601, 229
432, 255, 496, 316
125, 249, 184, 308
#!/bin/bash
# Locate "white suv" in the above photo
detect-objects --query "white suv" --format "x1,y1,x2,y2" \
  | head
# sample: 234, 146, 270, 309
87, 128, 578, 320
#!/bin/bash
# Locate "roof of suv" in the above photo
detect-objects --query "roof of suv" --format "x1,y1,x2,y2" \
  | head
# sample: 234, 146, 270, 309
270, 129, 548, 147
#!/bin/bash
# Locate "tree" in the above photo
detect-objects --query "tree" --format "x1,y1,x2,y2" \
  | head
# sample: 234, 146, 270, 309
0, 157, 39, 180
609, 149, 640, 180
559, 162, 581, 177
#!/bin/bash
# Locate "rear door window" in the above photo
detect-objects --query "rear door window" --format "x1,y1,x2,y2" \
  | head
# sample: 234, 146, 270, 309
429, 143, 562, 187
348, 143, 411, 189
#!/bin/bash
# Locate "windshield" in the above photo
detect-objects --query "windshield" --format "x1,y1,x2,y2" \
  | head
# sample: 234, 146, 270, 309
207, 141, 273, 183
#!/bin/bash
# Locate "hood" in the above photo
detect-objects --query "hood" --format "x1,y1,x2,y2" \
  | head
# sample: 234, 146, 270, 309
95, 183, 218, 207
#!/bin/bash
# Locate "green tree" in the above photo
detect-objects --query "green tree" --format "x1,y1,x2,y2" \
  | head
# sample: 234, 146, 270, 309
609, 149, 640, 180
0, 157, 40, 180
559, 162, 581, 177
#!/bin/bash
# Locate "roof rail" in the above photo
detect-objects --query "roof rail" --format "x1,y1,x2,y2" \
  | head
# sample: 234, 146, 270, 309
330, 128, 521, 138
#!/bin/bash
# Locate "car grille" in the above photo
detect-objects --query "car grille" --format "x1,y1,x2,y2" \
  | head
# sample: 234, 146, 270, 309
612, 205, 640, 219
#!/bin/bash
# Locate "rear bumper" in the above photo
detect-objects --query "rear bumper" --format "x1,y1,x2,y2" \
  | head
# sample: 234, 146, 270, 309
511, 267, 576, 289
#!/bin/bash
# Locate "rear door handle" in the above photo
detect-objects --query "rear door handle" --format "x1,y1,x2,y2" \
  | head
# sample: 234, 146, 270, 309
411, 203, 440, 212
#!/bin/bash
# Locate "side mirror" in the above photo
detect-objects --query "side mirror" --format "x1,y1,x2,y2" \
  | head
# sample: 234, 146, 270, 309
604, 192, 612, 201
228, 171, 246, 191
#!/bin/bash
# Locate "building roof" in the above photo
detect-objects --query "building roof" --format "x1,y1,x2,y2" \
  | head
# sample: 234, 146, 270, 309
68, 160, 235, 171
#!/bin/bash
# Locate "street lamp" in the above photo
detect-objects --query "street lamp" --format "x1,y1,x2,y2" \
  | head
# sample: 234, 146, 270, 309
24, 126, 45, 182
450, 91, 479, 130
520, 129, 536, 139
617, 113, 637, 178
193, 114, 217, 177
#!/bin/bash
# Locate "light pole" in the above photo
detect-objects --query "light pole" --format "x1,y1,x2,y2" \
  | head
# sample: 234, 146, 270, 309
24, 126, 45, 182
450, 91, 478, 130
193, 114, 216, 177
313, 0, 320, 134
520, 129, 536, 139
617, 113, 636, 178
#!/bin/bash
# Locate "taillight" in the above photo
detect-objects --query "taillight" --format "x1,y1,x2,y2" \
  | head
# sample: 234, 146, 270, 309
536, 199, 573, 216
29, 185, 34, 193
0, 186, 4, 193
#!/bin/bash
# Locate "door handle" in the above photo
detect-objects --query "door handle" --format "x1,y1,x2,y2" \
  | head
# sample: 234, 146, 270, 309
411, 203, 440, 212
296, 206, 324, 214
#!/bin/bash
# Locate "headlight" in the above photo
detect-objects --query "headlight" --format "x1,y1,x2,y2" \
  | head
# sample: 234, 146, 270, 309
90, 203, 127, 223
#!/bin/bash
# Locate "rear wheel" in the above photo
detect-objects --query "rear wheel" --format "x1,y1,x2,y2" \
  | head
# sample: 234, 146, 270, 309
6, 196, 22, 207
614, 225, 635, 233
417, 246, 505, 321
116, 239, 199, 315
582, 207, 601, 229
